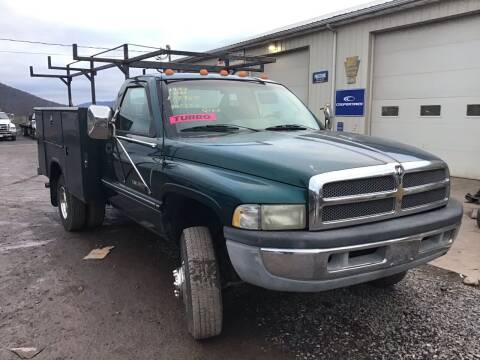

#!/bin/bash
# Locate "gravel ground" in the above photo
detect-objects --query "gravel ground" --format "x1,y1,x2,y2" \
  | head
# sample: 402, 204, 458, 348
0, 138, 479, 359
231, 266, 480, 359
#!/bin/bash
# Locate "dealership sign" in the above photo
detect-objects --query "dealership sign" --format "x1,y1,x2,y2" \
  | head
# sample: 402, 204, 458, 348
335, 89, 365, 116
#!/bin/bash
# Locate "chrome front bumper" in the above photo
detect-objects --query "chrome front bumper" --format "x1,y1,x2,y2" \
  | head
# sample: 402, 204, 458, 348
0, 131, 15, 137
226, 224, 460, 292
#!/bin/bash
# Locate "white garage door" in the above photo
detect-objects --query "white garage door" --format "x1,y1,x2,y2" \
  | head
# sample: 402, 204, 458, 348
264, 49, 309, 104
371, 16, 480, 179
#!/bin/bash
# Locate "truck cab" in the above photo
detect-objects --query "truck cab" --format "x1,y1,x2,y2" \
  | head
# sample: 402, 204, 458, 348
35, 70, 463, 340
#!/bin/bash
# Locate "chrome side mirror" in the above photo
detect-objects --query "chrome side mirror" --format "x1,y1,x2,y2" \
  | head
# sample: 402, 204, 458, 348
321, 104, 332, 130
87, 105, 112, 139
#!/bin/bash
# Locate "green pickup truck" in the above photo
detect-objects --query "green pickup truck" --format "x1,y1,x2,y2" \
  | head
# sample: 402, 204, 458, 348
35, 71, 463, 339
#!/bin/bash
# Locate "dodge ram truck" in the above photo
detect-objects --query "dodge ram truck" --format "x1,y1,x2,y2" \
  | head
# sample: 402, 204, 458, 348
35, 71, 463, 339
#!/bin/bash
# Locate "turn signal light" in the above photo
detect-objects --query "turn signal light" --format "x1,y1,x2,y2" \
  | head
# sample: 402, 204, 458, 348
165, 69, 175, 76
199, 69, 209, 75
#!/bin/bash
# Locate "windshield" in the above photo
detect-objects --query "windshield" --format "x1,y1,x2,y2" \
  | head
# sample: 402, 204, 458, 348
163, 80, 321, 135
0, 112, 9, 119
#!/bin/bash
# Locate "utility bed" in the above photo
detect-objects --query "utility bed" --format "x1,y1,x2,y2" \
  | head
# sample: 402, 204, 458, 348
35, 107, 104, 203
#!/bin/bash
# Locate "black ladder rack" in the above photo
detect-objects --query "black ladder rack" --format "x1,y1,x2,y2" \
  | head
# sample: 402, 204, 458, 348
29, 43, 276, 106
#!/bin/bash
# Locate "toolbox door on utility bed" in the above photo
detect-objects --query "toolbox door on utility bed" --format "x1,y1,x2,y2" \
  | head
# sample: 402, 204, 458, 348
35, 107, 104, 204
35, 109, 47, 176
61, 110, 86, 199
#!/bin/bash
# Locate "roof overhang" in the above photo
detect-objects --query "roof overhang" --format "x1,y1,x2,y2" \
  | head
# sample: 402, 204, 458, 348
181, 0, 438, 61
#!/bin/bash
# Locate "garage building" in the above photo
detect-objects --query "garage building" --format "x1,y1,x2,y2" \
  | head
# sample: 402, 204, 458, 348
192, 0, 480, 179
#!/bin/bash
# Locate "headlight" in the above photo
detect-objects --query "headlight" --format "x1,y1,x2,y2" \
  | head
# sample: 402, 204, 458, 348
232, 204, 306, 230
9, 124, 16, 131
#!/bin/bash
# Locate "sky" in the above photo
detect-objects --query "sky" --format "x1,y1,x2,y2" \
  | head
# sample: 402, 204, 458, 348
0, 0, 386, 105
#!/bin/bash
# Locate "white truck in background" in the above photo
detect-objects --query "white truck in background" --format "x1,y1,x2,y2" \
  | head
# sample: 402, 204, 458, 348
0, 111, 16, 141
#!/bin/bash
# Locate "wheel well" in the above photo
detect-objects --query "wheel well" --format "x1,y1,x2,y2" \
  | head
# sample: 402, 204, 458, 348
162, 193, 223, 242
49, 161, 62, 206
162, 193, 239, 284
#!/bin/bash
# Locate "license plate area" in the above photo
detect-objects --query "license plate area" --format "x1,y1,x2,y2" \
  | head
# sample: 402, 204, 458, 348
327, 246, 387, 273
386, 239, 420, 266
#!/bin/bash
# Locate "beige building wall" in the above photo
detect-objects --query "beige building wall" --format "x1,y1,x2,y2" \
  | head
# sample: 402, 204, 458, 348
224, 0, 480, 133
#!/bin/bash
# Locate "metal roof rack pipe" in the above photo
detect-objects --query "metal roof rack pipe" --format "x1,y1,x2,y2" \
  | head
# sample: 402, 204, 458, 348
31, 42, 278, 106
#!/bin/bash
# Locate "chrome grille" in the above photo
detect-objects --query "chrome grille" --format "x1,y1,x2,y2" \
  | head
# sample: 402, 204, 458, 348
322, 198, 395, 222
323, 176, 395, 198
309, 161, 449, 230
402, 188, 447, 209
403, 169, 446, 188
0, 124, 8, 133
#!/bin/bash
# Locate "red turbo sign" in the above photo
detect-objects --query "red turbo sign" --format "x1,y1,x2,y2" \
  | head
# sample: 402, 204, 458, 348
169, 113, 217, 124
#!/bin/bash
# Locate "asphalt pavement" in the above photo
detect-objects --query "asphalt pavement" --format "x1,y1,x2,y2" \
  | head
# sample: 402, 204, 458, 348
0, 137, 478, 360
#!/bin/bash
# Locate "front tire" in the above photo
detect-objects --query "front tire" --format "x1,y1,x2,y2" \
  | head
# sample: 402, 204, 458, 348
369, 271, 408, 288
57, 175, 86, 231
174, 226, 223, 339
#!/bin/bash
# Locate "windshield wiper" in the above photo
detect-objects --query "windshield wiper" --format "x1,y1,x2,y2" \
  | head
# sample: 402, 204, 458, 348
264, 124, 313, 131
180, 124, 259, 132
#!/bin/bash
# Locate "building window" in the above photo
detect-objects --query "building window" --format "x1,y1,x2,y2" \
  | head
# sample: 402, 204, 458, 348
381, 106, 399, 117
467, 104, 480, 116
420, 105, 441, 116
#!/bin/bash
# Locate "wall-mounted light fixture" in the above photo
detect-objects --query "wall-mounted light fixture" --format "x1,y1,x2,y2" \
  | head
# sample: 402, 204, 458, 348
268, 43, 280, 53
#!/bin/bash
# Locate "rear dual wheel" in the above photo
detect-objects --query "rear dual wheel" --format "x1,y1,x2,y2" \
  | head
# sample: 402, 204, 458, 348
86, 201, 106, 228
57, 175, 86, 231
56, 174, 105, 231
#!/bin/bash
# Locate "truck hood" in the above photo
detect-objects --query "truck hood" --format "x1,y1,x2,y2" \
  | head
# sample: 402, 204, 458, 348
167, 130, 442, 188
0, 119, 11, 125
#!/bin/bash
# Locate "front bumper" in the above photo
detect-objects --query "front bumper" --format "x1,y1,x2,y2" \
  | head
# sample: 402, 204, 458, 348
0, 131, 15, 138
224, 199, 463, 292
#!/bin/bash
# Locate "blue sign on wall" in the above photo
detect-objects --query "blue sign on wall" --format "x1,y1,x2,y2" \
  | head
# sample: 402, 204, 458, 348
312, 71, 328, 83
335, 89, 365, 116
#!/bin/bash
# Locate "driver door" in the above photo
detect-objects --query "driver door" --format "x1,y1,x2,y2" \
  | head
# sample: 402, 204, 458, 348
105, 82, 163, 228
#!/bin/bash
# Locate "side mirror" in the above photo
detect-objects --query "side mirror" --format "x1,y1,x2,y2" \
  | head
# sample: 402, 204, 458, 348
321, 104, 332, 130
87, 105, 112, 139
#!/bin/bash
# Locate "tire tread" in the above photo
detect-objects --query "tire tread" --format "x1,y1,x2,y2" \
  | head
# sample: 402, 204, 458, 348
181, 226, 222, 339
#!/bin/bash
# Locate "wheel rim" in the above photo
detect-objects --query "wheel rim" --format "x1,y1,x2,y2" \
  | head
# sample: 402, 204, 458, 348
172, 263, 185, 299
59, 186, 68, 219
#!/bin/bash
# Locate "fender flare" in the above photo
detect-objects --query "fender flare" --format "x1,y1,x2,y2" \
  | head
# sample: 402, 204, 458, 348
160, 183, 225, 222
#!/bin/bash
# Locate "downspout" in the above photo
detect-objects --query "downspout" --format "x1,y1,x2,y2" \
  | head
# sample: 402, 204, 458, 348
326, 24, 337, 130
